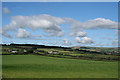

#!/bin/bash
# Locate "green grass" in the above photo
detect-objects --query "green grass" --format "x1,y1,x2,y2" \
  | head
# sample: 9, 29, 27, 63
69, 53, 118, 58
2, 52, 11, 54
2, 55, 118, 78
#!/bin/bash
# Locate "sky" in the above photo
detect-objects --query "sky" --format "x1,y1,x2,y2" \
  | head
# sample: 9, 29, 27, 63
1, 2, 118, 47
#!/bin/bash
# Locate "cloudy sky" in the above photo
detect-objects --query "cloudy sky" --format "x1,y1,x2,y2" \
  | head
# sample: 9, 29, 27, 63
2, 2, 118, 47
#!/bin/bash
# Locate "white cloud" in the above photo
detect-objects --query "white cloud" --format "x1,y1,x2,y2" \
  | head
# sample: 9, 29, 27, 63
70, 31, 87, 37
63, 39, 71, 46
65, 18, 118, 31
2, 14, 118, 45
0, 27, 12, 38
75, 37, 81, 42
3, 14, 65, 38
75, 37, 94, 44
83, 18, 117, 29
3, 7, 10, 14
76, 31, 87, 37
15, 28, 31, 38
65, 18, 117, 29
68, 18, 117, 45
66, 18, 117, 41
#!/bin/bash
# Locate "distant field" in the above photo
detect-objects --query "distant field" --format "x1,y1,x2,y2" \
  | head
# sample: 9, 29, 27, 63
2, 55, 118, 78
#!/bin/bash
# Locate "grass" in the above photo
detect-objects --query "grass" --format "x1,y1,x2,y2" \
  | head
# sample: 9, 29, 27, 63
69, 53, 118, 58
2, 55, 118, 78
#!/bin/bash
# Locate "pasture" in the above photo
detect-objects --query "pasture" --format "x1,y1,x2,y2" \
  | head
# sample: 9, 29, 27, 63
2, 55, 118, 78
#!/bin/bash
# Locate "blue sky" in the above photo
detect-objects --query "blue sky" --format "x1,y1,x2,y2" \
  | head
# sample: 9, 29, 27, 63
2, 2, 118, 47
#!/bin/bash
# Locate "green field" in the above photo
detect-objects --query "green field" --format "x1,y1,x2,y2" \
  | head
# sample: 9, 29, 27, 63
2, 55, 118, 78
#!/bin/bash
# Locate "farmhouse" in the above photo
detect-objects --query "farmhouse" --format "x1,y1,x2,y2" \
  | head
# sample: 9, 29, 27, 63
48, 51, 53, 54
48, 51, 59, 54
11, 50, 17, 53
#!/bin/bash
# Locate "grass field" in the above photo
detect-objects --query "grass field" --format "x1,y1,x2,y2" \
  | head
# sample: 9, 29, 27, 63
2, 55, 118, 78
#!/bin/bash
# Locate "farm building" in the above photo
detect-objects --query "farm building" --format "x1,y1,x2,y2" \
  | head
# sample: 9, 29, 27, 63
48, 51, 53, 54
11, 51, 17, 53
48, 51, 59, 54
